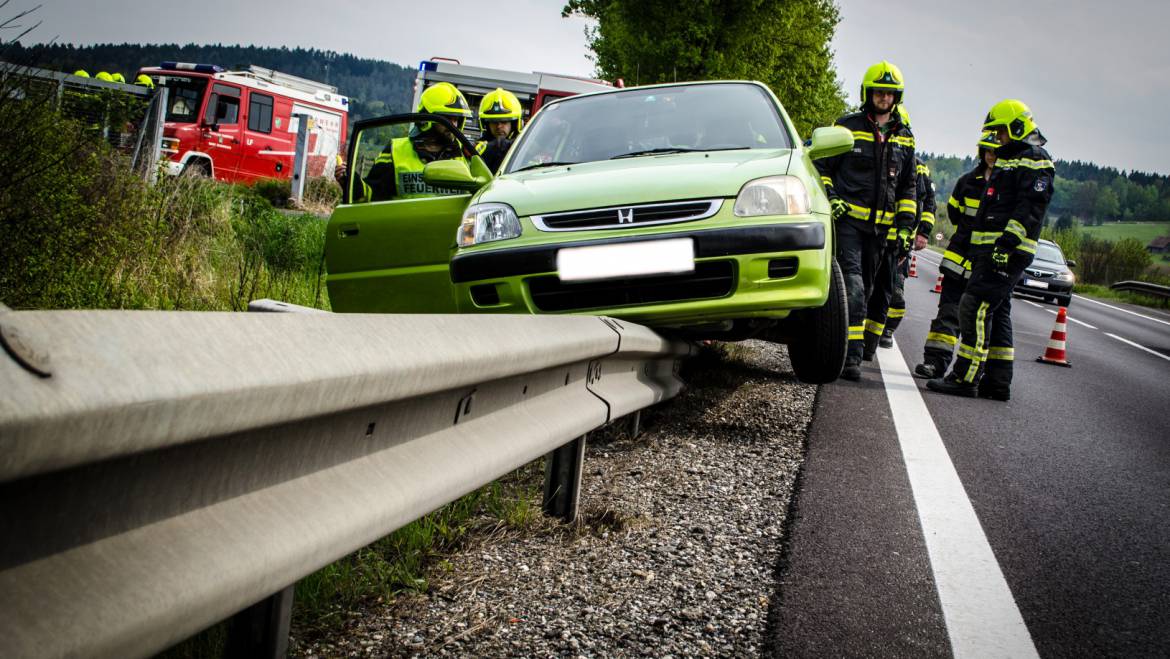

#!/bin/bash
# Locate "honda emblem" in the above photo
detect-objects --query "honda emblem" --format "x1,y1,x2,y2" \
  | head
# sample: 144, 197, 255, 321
617, 208, 634, 224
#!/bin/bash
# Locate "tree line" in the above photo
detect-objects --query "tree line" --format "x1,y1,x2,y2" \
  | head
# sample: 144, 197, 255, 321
6, 42, 419, 128
924, 154, 1170, 228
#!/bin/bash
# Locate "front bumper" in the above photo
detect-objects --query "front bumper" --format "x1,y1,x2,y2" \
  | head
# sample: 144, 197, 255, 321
1014, 274, 1073, 300
450, 220, 832, 327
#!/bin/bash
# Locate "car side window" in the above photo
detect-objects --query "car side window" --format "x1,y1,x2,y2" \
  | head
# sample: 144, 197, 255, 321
247, 93, 274, 133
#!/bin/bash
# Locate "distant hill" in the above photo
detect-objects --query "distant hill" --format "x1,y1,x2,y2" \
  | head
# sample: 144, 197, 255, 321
922, 153, 1170, 226
7, 42, 418, 128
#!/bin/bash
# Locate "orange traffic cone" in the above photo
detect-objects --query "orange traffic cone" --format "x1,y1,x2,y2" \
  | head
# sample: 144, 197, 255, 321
931, 273, 943, 293
1036, 306, 1072, 367
908, 253, 918, 278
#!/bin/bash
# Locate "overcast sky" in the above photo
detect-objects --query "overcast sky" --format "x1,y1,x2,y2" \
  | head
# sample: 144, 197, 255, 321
19, 0, 1170, 174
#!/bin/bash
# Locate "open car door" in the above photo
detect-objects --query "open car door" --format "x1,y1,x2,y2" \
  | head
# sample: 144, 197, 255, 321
325, 114, 492, 313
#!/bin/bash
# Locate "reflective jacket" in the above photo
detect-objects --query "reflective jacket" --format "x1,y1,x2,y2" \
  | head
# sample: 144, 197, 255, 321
969, 140, 1055, 263
914, 159, 937, 238
815, 111, 917, 237
359, 135, 467, 202
941, 165, 989, 278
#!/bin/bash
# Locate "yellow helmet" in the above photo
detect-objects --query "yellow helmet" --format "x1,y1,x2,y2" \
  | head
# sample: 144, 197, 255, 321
983, 99, 1037, 141
977, 130, 999, 151
111, 73, 126, 83
416, 82, 472, 131
134, 74, 155, 89
478, 87, 523, 135
896, 104, 911, 128
95, 71, 114, 82
860, 60, 904, 107
73, 69, 90, 78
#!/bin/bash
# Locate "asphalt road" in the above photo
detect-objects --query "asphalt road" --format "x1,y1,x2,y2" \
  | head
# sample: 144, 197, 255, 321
770, 253, 1170, 658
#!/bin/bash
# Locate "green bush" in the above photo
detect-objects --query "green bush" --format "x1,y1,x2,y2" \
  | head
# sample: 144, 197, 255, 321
252, 178, 292, 208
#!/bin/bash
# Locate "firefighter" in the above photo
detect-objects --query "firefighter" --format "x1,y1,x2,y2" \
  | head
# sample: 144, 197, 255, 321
914, 132, 998, 378
864, 106, 935, 353
475, 87, 523, 173
344, 81, 472, 202
928, 100, 1054, 400
815, 61, 917, 380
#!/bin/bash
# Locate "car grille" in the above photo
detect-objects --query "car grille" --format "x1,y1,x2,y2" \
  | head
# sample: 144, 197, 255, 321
532, 199, 722, 232
1025, 268, 1055, 279
527, 260, 735, 312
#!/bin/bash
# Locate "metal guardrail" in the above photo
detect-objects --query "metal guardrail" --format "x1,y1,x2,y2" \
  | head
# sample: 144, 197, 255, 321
0, 309, 691, 658
1109, 280, 1170, 299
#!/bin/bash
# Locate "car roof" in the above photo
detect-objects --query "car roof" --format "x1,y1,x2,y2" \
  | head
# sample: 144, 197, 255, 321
543, 80, 771, 106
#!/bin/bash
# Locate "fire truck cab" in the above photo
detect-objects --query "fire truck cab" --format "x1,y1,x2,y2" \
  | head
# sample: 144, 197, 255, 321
413, 58, 613, 142
137, 62, 348, 184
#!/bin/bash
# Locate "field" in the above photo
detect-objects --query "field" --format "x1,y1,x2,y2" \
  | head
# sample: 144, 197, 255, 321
1080, 222, 1170, 244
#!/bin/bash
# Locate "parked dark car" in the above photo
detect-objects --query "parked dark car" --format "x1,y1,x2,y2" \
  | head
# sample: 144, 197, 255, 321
1014, 238, 1075, 306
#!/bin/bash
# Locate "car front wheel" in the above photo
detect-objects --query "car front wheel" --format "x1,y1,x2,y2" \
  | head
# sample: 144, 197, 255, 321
787, 258, 848, 384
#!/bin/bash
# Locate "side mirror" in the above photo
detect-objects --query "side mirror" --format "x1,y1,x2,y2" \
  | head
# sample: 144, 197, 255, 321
423, 158, 490, 191
807, 126, 854, 161
1066, 259, 1077, 268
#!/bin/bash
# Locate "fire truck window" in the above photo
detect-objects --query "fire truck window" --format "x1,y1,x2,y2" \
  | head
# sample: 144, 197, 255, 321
214, 96, 240, 125
164, 79, 206, 123
248, 93, 274, 133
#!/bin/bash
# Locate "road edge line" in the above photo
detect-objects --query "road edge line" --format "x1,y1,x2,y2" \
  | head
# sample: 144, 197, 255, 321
877, 341, 1039, 659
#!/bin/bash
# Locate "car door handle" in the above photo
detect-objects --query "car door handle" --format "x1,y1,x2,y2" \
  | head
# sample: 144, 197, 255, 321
338, 224, 359, 238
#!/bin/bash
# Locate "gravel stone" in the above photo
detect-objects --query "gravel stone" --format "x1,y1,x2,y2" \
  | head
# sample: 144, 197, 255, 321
291, 340, 815, 657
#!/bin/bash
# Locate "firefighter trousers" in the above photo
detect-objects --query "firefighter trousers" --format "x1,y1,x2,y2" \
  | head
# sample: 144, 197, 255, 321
946, 258, 1021, 394
885, 256, 909, 335
836, 219, 886, 364
921, 271, 967, 373
863, 246, 900, 355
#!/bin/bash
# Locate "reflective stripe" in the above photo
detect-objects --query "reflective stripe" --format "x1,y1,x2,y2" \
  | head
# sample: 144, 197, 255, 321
998, 157, 1055, 170
848, 325, 865, 340
940, 259, 967, 277
920, 212, 936, 223
963, 301, 991, 383
1004, 219, 1027, 241
865, 319, 885, 335
963, 197, 981, 208
897, 199, 917, 214
963, 207, 979, 217
987, 346, 1015, 361
888, 307, 906, 319
948, 196, 962, 209
1017, 237, 1037, 254
916, 163, 930, 176
890, 135, 915, 148
928, 331, 958, 348
844, 201, 896, 225
957, 343, 981, 360
821, 176, 834, 188
851, 130, 874, 142
971, 231, 1001, 245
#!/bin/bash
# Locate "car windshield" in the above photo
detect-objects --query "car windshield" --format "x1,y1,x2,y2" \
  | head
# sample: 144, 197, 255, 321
1036, 242, 1065, 264
161, 76, 208, 123
505, 83, 791, 173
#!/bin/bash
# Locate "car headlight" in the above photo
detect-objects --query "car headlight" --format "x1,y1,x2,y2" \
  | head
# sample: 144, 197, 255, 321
733, 175, 810, 217
458, 203, 522, 247
1054, 271, 1075, 283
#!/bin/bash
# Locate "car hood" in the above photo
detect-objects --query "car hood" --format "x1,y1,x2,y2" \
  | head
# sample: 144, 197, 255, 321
1027, 259, 1068, 274
476, 149, 794, 216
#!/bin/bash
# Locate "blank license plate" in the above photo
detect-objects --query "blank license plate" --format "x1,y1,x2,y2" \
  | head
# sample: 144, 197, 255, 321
557, 238, 695, 282
1023, 278, 1049, 289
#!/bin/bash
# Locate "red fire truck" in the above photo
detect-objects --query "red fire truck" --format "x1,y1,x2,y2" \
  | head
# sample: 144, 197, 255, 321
413, 58, 614, 141
137, 62, 348, 184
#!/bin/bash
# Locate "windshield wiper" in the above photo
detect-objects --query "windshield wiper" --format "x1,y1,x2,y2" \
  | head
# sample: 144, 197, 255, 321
610, 148, 700, 159
511, 161, 578, 173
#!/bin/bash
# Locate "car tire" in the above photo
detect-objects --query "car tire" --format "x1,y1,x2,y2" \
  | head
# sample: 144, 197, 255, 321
788, 258, 848, 384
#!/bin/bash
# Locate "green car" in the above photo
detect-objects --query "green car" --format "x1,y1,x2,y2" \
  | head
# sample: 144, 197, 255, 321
326, 81, 853, 383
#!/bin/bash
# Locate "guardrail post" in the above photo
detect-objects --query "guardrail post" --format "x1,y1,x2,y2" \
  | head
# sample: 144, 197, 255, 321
223, 585, 294, 659
628, 410, 642, 439
543, 434, 587, 522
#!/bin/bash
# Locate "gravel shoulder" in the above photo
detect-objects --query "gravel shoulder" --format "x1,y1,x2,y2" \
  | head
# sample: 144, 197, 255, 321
292, 340, 817, 657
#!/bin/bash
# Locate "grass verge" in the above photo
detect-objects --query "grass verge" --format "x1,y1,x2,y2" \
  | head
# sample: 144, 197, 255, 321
1073, 284, 1170, 310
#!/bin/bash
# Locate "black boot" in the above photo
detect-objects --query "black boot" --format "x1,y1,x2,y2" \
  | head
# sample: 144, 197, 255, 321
862, 333, 879, 361
913, 362, 941, 379
841, 360, 862, 381
926, 374, 977, 398
978, 386, 1010, 402
879, 329, 894, 349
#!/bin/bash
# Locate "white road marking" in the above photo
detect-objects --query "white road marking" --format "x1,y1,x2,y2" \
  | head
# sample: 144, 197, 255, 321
878, 342, 1039, 659
1073, 294, 1170, 327
1066, 317, 1097, 330
1104, 333, 1170, 363
1024, 300, 1043, 309
1044, 309, 1056, 315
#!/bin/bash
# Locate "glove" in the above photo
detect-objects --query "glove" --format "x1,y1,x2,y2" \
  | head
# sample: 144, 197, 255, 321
896, 228, 913, 256
992, 233, 1019, 270
829, 197, 849, 220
